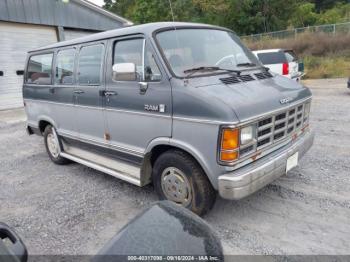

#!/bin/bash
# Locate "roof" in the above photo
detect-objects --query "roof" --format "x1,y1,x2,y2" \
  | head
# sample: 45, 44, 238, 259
0, 0, 132, 31
30, 22, 230, 52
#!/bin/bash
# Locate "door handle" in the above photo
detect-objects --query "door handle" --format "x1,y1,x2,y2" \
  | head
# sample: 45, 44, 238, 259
104, 91, 116, 97
74, 90, 84, 94
100, 90, 117, 97
49, 87, 55, 94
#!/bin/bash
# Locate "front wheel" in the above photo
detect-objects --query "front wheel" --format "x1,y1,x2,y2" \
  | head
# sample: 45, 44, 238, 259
152, 150, 216, 216
43, 125, 70, 165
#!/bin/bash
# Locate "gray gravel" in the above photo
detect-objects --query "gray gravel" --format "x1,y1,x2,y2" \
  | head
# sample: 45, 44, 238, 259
0, 78, 349, 255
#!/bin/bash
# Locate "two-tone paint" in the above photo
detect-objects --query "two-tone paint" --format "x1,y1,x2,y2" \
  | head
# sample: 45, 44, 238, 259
23, 22, 314, 198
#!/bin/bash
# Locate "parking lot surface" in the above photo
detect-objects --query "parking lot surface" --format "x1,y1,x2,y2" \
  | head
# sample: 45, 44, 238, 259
0, 78, 349, 255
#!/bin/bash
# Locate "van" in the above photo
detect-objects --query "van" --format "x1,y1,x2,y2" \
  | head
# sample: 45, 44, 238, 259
23, 22, 314, 216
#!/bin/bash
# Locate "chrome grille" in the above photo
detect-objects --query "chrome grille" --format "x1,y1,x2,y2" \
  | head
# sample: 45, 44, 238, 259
256, 102, 306, 150
239, 101, 310, 157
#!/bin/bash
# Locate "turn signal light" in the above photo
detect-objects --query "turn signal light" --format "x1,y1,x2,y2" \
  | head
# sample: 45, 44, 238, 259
219, 128, 239, 162
220, 151, 238, 161
221, 128, 239, 150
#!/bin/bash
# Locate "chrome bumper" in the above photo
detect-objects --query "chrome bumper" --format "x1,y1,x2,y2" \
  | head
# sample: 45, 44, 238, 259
218, 129, 315, 200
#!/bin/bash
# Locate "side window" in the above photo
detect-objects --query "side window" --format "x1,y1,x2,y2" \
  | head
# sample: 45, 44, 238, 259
55, 49, 75, 85
26, 53, 53, 85
113, 39, 144, 80
78, 44, 103, 85
144, 44, 162, 82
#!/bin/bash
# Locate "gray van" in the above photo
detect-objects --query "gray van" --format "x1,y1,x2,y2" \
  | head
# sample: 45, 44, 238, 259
23, 22, 314, 215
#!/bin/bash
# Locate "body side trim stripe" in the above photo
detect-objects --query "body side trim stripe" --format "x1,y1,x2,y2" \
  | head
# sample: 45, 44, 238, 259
58, 130, 144, 157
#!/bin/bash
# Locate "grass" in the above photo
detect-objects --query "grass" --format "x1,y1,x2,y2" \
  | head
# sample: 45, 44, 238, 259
244, 33, 350, 79
303, 53, 350, 79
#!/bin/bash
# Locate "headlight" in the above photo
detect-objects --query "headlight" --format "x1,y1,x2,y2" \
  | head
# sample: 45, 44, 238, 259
240, 125, 255, 145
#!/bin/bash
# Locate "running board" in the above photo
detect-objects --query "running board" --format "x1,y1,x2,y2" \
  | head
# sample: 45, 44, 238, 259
59, 143, 142, 186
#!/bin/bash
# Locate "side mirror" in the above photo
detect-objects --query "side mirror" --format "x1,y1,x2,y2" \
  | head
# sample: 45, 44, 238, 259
112, 63, 137, 81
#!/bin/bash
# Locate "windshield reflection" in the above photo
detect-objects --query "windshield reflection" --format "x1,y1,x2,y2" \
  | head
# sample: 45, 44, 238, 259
156, 28, 260, 77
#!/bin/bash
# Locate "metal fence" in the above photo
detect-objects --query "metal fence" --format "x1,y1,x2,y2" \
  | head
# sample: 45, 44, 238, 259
241, 22, 350, 42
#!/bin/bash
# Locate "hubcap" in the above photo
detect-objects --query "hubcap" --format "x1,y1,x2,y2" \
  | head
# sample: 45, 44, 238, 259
47, 132, 59, 158
161, 167, 192, 206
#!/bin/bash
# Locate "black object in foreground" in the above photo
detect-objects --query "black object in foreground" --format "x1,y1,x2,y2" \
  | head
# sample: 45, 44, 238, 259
94, 201, 223, 262
0, 223, 28, 262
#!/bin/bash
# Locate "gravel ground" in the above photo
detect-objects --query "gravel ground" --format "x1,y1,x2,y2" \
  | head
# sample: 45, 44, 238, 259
0, 78, 349, 255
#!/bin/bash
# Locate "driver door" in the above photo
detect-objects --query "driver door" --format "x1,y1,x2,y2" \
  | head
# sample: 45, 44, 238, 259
103, 36, 172, 156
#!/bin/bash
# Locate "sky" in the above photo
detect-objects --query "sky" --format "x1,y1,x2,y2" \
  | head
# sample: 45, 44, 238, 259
87, 0, 104, 7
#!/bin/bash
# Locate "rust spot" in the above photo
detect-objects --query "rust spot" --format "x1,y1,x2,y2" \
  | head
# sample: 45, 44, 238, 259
251, 151, 262, 161
104, 133, 110, 140
301, 124, 309, 132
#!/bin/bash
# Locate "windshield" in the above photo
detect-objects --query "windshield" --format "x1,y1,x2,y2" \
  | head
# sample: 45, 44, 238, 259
156, 28, 261, 77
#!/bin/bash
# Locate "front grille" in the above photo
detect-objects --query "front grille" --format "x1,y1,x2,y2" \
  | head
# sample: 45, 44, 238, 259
255, 102, 309, 150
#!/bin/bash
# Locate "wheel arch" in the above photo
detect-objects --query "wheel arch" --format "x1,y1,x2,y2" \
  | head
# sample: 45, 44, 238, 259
141, 138, 217, 188
38, 116, 57, 134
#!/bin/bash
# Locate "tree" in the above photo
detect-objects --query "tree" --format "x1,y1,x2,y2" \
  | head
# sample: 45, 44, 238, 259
312, 0, 348, 13
103, 0, 350, 35
289, 3, 318, 27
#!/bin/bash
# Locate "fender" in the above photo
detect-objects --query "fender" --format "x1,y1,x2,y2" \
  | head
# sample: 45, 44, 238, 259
37, 115, 57, 132
145, 137, 218, 188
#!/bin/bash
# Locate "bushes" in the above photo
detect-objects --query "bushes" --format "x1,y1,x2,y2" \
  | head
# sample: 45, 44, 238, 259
303, 55, 350, 79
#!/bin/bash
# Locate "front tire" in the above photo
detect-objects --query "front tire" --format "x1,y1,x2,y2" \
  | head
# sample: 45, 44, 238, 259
43, 125, 70, 165
152, 150, 216, 216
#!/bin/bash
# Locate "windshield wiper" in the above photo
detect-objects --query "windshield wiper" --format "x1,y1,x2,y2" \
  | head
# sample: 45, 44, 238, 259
236, 62, 257, 67
183, 66, 241, 77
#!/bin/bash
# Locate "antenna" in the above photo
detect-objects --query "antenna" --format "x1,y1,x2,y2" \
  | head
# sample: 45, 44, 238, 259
167, 0, 185, 79
168, 0, 175, 22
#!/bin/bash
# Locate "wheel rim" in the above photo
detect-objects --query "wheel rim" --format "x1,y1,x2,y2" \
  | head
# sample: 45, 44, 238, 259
161, 167, 192, 206
47, 132, 59, 158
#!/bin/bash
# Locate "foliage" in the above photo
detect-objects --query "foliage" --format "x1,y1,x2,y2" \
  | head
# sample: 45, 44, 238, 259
103, 0, 350, 35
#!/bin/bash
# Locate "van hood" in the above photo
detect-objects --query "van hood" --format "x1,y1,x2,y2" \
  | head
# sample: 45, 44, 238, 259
189, 74, 312, 122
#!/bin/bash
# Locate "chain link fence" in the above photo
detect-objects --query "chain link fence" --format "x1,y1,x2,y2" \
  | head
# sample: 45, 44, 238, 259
241, 22, 350, 42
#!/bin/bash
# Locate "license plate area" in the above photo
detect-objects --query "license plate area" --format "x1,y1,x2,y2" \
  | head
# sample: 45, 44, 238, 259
286, 152, 299, 173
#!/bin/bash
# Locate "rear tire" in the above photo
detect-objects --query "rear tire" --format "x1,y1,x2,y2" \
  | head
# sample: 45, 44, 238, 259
43, 125, 70, 165
152, 149, 216, 216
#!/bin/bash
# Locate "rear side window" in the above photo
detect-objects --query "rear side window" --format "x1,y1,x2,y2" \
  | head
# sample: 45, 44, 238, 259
257, 52, 287, 65
56, 49, 75, 85
27, 53, 53, 85
284, 50, 298, 62
78, 44, 104, 85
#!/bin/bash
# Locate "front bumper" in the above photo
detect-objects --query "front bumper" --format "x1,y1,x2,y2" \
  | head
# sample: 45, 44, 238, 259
218, 129, 315, 200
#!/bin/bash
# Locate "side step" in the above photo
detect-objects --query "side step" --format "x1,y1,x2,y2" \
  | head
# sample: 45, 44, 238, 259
60, 143, 142, 187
